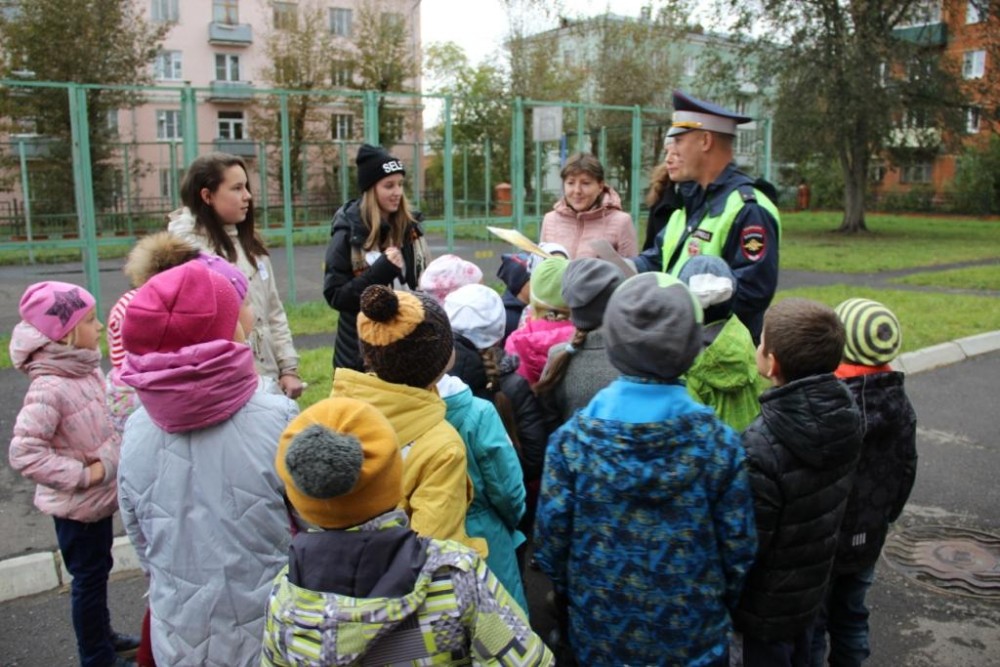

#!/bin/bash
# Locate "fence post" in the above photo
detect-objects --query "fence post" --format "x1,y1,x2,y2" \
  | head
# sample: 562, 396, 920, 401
17, 140, 35, 264
363, 90, 379, 145
762, 116, 773, 182
68, 84, 101, 316
630, 105, 642, 227
443, 95, 455, 252
484, 138, 492, 219
338, 140, 349, 203
122, 144, 134, 236
576, 106, 586, 154
181, 83, 199, 167
258, 141, 269, 229
278, 93, 297, 304
411, 141, 422, 209
513, 97, 526, 232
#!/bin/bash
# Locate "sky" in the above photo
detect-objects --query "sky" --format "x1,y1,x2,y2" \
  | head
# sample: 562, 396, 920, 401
419, 0, 661, 66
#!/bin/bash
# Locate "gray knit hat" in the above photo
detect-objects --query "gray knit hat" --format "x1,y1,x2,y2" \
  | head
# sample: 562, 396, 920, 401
604, 273, 703, 381
561, 258, 625, 331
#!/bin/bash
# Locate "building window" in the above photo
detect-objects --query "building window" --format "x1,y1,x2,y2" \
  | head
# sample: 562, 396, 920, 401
383, 114, 405, 141
735, 129, 755, 155
214, 0, 239, 24
215, 54, 241, 81
331, 60, 353, 87
381, 12, 404, 32
562, 49, 575, 67
965, 106, 981, 134
156, 110, 183, 140
903, 107, 932, 128
159, 168, 184, 199
684, 55, 698, 78
899, 0, 941, 27
154, 50, 182, 80
273, 1, 297, 30
963, 50, 986, 79
329, 7, 352, 36
331, 113, 354, 140
966, 1, 984, 23
733, 98, 748, 116
218, 111, 245, 140
106, 109, 119, 136
900, 162, 933, 184
151, 0, 179, 23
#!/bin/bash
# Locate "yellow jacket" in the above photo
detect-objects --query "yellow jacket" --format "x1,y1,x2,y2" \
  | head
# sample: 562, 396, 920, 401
332, 369, 487, 557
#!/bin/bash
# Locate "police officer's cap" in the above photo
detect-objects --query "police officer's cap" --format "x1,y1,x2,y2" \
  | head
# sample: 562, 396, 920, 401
667, 90, 752, 138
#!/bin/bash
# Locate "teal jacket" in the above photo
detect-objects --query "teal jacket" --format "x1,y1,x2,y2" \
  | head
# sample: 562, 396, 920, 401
439, 375, 528, 613
686, 316, 761, 432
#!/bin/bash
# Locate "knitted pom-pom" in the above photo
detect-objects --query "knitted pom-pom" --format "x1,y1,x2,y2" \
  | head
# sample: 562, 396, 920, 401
284, 425, 363, 498
360, 284, 399, 323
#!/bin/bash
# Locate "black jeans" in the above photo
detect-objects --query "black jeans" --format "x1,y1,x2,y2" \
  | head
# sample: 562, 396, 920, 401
54, 516, 115, 667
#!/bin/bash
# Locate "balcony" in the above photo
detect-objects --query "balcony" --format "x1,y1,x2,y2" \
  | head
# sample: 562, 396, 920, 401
214, 139, 257, 158
5, 134, 56, 159
893, 22, 947, 47
206, 81, 254, 103
209, 21, 252, 46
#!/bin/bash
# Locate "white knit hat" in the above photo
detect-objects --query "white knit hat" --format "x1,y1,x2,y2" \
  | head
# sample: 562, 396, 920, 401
443, 284, 506, 350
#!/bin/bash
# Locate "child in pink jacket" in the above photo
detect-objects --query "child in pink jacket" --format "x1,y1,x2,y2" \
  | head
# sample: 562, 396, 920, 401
8, 281, 136, 667
504, 257, 575, 385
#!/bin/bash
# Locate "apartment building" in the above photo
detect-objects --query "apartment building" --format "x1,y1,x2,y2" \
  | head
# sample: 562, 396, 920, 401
877, 0, 996, 199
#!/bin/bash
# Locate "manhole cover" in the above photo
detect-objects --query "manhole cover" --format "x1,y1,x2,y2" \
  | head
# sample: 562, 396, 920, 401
883, 525, 1000, 600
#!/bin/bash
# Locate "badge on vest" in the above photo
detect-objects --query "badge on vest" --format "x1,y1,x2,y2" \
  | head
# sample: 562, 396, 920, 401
687, 240, 701, 257
691, 229, 713, 243
740, 225, 766, 261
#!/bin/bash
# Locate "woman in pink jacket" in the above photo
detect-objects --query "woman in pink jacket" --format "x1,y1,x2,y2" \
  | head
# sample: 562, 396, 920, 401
539, 153, 637, 259
8, 281, 136, 667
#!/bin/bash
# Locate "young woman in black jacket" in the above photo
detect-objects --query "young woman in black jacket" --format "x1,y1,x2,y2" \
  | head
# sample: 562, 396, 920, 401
323, 144, 430, 371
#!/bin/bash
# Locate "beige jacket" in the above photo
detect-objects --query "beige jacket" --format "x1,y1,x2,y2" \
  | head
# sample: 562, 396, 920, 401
168, 208, 299, 380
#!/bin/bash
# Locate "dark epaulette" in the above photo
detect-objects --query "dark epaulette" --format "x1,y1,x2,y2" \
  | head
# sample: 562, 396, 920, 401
737, 184, 758, 203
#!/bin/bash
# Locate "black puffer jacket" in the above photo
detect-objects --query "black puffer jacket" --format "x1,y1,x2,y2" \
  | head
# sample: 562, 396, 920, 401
834, 370, 917, 573
450, 335, 549, 483
734, 373, 862, 641
323, 199, 424, 371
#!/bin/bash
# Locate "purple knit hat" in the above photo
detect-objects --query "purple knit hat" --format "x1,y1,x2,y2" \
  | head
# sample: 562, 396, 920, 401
18, 281, 97, 342
195, 253, 249, 301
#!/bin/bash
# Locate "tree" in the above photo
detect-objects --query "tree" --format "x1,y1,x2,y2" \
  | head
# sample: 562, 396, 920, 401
255, 0, 339, 198
713, 0, 966, 232
0, 0, 165, 215
590, 5, 687, 196
348, 0, 420, 145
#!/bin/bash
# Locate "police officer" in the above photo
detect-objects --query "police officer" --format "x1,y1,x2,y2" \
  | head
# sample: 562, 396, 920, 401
631, 90, 780, 342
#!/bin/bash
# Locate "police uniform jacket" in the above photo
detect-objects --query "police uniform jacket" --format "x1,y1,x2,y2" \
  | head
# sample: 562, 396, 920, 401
633, 164, 780, 341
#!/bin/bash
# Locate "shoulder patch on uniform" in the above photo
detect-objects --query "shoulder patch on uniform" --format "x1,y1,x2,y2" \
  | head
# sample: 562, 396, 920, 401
740, 225, 766, 261
738, 185, 758, 203
692, 229, 713, 243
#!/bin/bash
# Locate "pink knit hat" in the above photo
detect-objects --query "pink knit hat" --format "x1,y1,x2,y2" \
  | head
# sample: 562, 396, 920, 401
18, 281, 96, 343
123, 261, 241, 355
417, 254, 483, 304
195, 253, 249, 301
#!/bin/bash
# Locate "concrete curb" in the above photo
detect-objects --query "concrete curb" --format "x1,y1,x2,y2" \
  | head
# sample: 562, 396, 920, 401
892, 331, 1000, 375
0, 536, 139, 602
3, 330, 1000, 603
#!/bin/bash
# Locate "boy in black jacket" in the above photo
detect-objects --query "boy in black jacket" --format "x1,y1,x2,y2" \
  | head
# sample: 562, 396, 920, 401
810, 299, 917, 667
732, 298, 863, 667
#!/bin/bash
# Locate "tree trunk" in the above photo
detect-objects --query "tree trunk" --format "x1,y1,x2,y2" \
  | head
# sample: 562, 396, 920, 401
838, 138, 869, 233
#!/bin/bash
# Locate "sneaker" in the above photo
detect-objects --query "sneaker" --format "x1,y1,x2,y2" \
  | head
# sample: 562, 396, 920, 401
111, 631, 140, 658
111, 656, 136, 666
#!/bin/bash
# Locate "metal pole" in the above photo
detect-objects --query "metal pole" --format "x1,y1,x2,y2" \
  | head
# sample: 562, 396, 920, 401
259, 141, 269, 229
443, 96, 454, 252
598, 126, 607, 167
411, 141, 422, 209
339, 140, 349, 202
513, 98, 526, 232
576, 106, 586, 154
763, 117, 773, 182
17, 140, 35, 263
363, 90, 379, 145
630, 106, 642, 227
122, 144, 134, 236
181, 83, 199, 167
68, 85, 101, 316
534, 140, 542, 220
168, 141, 179, 210
279, 94, 297, 303
484, 138, 492, 219
462, 145, 468, 217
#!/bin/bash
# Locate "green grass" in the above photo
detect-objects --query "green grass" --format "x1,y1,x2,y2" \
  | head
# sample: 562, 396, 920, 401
888, 264, 1000, 291
296, 347, 334, 408
771, 286, 1000, 353
779, 211, 1000, 273
284, 301, 338, 336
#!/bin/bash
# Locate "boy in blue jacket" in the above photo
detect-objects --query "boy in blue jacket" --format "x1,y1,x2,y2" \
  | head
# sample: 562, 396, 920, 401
535, 272, 757, 667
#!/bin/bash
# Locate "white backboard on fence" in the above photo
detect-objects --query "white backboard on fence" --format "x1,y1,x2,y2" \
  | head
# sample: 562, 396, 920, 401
532, 106, 563, 143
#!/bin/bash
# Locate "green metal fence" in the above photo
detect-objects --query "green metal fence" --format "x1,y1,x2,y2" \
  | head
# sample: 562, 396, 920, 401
0, 79, 773, 312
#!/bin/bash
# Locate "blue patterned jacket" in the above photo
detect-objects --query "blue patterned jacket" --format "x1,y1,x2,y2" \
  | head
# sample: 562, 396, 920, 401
535, 377, 757, 667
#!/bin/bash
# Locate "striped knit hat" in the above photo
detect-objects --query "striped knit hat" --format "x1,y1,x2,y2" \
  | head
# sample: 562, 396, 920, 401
834, 298, 902, 366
